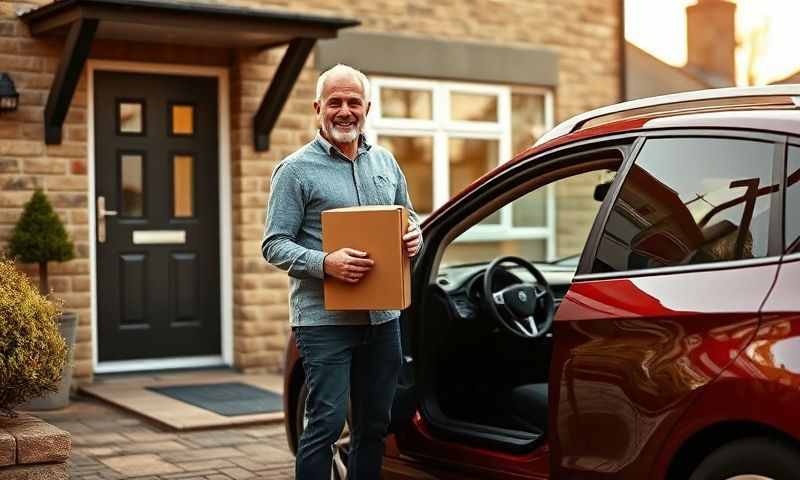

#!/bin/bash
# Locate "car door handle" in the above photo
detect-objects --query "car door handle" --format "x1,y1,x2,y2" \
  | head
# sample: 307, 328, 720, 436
97, 196, 117, 243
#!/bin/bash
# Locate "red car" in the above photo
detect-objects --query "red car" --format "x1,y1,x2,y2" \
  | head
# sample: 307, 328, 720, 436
283, 85, 800, 480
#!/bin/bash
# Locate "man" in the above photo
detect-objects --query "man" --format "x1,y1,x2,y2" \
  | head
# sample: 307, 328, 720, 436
261, 64, 422, 479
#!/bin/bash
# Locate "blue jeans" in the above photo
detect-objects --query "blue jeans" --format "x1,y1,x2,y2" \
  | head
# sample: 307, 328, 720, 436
294, 318, 402, 480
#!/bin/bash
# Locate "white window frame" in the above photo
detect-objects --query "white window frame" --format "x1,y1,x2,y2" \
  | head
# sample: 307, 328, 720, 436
366, 76, 557, 260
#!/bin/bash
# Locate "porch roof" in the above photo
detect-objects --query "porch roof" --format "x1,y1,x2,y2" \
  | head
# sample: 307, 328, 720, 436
18, 0, 358, 48
18, 0, 359, 150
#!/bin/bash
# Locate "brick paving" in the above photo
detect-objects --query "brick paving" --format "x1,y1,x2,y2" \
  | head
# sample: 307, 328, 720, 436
33, 394, 296, 479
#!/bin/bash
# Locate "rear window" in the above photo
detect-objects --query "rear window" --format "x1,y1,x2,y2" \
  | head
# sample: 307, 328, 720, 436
787, 145, 800, 254
593, 137, 776, 273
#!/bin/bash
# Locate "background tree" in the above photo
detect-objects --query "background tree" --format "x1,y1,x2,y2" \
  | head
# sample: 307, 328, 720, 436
7, 190, 74, 295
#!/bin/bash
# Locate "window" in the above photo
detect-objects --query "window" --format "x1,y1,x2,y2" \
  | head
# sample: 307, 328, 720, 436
441, 168, 616, 267
593, 137, 777, 273
367, 77, 554, 255
787, 145, 800, 254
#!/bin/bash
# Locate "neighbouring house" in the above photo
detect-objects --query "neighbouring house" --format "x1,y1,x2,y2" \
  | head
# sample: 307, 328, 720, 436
0, 0, 623, 385
626, 0, 735, 100
772, 70, 800, 85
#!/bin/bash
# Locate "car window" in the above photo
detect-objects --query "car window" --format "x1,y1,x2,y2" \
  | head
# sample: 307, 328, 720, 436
787, 145, 800, 254
592, 137, 776, 273
440, 168, 617, 268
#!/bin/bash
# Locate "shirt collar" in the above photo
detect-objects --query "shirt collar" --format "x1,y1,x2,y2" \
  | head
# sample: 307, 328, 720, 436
314, 130, 372, 158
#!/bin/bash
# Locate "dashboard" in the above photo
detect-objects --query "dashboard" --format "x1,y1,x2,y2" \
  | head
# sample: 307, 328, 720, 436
433, 261, 577, 321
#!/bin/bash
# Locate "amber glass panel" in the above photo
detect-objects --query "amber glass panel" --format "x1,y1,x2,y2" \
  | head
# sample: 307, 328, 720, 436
511, 93, 547, 153
451, 93, 498, 122
121, 154, 143, 216
449, 138, 499, 224
119, 102, 143, 134
380, 88, 432, 119
172, 105, 194, 135
377, 135, 433, 214
173, 155, 194, 217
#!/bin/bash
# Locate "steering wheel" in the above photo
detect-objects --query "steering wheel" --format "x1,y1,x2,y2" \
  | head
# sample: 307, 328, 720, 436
482, 256, 556, 339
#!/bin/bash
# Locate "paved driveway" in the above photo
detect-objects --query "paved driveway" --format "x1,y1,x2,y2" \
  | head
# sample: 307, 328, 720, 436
34, 395, 296, 479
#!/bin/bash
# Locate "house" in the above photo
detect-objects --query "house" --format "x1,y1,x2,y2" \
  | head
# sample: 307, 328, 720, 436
626, 0, 736, 100
0, 0, 623, 385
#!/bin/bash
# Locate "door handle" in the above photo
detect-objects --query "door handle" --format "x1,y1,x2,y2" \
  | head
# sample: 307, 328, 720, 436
97, 196, 118, 243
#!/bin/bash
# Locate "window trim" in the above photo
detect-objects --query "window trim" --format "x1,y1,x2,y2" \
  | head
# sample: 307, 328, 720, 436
367, 76, 556, 258
578, 128, 787, 280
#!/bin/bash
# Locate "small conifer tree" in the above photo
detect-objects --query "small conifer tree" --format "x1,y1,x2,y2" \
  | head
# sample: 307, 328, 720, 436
8, 190, 74, 296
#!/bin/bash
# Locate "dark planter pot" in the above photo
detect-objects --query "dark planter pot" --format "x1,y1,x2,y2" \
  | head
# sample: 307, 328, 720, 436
21, 312, 78, 410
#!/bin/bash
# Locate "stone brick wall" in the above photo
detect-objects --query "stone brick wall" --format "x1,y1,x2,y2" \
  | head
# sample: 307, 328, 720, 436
0, 0, 621, 381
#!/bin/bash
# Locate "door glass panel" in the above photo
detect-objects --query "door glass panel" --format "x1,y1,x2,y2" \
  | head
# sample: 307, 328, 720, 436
593, 137, 776, 273
787, 145, 800, 253
171, 104, 194, 135
173, 155, 194, 218
449, 138, 500, 224
380, 88, 432, 119
451, 93, 498, 122
120, 154, 143, 217
378, 135, 433, 214
119, 101, 143, 134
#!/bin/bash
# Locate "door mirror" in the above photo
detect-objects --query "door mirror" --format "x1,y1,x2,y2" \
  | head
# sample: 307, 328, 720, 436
594, 181, 612, 202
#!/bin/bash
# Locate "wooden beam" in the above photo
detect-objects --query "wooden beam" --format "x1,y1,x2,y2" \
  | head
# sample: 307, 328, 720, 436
253, 37, 316, 151
44, 18, 98, 145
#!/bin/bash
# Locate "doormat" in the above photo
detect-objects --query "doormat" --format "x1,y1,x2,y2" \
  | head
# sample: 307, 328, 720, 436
147, 382, 282, 417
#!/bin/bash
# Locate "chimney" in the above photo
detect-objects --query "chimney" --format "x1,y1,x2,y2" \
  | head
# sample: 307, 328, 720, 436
685, 0, 736, 86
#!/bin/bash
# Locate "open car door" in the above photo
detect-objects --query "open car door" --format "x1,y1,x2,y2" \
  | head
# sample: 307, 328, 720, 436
383, 139, 636, 479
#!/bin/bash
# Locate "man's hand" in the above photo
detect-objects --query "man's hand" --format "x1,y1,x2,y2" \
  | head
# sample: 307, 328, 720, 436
324, 248, 374, 283
403, 222, 422, 257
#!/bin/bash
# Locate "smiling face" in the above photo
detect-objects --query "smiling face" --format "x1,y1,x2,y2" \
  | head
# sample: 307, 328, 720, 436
314, 71, 370, 148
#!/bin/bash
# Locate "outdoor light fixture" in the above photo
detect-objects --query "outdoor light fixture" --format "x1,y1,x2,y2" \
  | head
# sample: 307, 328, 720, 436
0, 73, 19, 112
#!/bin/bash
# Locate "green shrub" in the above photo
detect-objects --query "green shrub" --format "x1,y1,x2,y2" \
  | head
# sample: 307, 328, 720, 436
7, 190, 74, 295
0, 259, 67, 417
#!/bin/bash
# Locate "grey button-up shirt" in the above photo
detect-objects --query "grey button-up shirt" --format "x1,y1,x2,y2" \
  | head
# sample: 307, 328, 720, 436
261, 132, 421, 327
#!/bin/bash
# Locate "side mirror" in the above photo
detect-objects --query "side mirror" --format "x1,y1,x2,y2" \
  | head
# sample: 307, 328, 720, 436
594, 182, 612, 202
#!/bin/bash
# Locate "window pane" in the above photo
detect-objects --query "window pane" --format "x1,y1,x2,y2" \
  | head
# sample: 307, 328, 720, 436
380, 88, 432, 120
449, 138, 500, 224
121, 154, 143, 216
593, 137, 775, 273
787, 146, 800, 253
378, 136, 433, 214
442, 238, 546, 267
173, 155, 194, 218
512, 93, 547, 153
119, 102, 143, 134
513, 188, 547, 227
451, 93, 498, 122
171, 105, 194, 135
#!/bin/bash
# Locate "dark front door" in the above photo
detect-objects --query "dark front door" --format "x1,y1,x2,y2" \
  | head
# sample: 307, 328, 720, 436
94, 71, 221, 363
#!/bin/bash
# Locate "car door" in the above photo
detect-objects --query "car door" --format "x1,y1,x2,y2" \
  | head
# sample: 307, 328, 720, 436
385, 141, 632, 479
549, 132, 784, 479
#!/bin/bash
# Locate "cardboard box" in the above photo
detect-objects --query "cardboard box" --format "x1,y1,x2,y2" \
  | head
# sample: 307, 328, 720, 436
321, 205, 411, 310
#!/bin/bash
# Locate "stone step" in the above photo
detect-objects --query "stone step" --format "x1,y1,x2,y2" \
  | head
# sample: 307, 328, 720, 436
0, 414, 71, 472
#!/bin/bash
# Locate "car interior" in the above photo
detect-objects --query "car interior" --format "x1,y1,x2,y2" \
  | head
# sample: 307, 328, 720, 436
408, 150, 626, 451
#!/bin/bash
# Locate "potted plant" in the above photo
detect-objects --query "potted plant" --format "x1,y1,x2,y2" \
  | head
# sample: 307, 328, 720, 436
6, 190, 77, 410
0, 258, 68, 416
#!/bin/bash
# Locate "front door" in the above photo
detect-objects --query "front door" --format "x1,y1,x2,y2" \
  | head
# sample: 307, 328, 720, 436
94, 71, 221, 363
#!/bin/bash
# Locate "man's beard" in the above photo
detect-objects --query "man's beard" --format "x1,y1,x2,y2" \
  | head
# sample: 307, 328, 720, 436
323, 118, 362, 144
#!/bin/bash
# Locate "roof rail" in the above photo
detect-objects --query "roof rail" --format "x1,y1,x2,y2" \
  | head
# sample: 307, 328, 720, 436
535, 84, 800, 147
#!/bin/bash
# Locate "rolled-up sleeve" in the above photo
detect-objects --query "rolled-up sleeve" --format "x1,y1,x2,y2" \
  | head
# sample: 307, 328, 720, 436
261, 163, 326, 279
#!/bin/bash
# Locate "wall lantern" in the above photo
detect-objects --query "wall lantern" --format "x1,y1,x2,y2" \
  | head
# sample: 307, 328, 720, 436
0, 73, 19, 112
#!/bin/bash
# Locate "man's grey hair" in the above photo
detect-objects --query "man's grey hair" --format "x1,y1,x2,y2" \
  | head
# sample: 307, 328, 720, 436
315, 64, 371, 103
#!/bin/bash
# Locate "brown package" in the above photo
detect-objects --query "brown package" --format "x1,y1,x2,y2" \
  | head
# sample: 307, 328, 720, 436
321, 205, 411, 310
